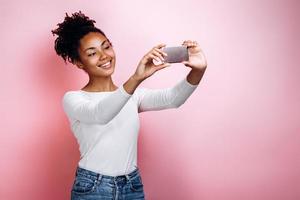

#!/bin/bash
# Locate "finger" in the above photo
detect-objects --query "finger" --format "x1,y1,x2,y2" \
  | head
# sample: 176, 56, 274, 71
154, 43, 166, 49
182, 40, 192, 45
192, 41, 198, 47
182, 41, 191, 48
152, 58, 164, 66
181, 61, 192, 67
152, 49, 165, 61
154, 62, 171, 71
154, 48, 168, 57
149, 54, 161, 63
145, 44, 166, 56
151, 50, 166, 63
182, 40, 195, 48
159, 62, 171, 67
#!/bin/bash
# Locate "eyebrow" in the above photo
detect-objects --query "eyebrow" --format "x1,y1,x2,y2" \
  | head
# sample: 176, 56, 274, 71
84, 39, 109, 52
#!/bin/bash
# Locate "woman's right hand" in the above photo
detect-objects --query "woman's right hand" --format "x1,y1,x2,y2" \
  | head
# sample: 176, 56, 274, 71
133, 43, 170, 81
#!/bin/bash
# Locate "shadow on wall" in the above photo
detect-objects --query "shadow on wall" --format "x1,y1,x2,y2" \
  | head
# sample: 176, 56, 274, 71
138, 117, 201, 200
27, 34, 81, 200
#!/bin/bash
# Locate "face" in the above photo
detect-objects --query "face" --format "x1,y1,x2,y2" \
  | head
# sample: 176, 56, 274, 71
75, 32, 116, 77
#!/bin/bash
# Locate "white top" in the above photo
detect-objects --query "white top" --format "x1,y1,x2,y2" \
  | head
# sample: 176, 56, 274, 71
62, 77, 198, 176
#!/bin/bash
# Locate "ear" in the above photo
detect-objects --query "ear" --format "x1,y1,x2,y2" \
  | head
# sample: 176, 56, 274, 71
74, 59, 84, 69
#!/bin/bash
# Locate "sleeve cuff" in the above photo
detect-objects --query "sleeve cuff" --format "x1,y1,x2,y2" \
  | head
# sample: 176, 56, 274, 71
119, 85, 133, 97
184, 77, 199, 88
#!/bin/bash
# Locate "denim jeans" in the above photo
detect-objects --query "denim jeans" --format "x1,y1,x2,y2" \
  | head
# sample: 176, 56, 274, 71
71, 166, 145, 200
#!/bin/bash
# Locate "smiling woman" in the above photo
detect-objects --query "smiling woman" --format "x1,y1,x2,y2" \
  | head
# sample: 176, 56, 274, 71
74, 32, 117, 83
51, 11, 118, 92
51, 10, 206, 200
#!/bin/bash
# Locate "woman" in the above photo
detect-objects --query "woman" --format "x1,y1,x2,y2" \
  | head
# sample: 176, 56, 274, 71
52, 11, 207, 200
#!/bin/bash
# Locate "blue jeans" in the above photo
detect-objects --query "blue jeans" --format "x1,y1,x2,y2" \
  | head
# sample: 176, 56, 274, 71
71, 166, 145, 200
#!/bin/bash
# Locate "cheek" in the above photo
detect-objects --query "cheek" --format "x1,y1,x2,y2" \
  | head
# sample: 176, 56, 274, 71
106, 49, 115, 58
85, 56, 98, 63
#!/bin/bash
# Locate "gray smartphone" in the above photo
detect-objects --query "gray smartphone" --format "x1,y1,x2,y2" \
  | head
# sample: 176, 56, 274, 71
153, 46, 189, 65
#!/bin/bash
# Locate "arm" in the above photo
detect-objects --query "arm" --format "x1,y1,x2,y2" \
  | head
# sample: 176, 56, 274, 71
62, 75, 142, 125
62, 43, 170, 125
187, 68, 206, 85
138, 40, 207, 113
137, 75, 199, 113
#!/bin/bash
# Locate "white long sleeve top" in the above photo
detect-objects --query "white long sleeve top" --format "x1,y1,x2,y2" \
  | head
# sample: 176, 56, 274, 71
62, 77, 198, 176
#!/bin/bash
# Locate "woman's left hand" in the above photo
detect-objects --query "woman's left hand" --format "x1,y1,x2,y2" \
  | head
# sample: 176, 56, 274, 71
181, 40, 207, 72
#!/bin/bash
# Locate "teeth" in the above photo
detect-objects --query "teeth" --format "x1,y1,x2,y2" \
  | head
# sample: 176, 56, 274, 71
102, 62, 110, 67
99, 61, 111, 68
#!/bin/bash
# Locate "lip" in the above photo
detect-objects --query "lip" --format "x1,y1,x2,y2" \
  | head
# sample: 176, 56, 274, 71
98, 60, 112, 69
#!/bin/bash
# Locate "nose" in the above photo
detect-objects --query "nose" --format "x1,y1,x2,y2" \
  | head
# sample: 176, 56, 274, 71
97, 48, 110, 59
99, 52, 108, 61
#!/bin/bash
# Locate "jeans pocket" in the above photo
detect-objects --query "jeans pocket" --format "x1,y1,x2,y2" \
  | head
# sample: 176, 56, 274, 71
71, 174, 97, 195
130, 175, 144, 192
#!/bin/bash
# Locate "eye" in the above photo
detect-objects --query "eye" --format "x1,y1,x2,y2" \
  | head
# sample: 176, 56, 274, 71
88, 52, 96, 57
104, 41, 113, 49
103, 44, 111, 49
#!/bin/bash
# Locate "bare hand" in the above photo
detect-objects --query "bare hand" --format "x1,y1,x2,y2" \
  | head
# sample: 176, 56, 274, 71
134, 43, 170, 81
181, 40, 207, 72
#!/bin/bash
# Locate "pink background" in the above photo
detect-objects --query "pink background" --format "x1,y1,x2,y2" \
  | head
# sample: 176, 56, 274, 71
1, 0, 299, 199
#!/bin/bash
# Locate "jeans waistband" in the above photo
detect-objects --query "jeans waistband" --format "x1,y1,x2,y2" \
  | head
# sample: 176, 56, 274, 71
75, 166, 140, 182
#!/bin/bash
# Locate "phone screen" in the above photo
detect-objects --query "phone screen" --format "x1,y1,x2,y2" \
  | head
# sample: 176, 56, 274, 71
163, 46, 189, 63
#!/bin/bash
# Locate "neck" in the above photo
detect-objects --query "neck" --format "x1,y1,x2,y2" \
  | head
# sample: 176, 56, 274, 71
82, 75, 118, 92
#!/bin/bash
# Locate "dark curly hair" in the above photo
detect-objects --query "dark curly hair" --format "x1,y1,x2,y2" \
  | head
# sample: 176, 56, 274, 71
51, 11, 107, 64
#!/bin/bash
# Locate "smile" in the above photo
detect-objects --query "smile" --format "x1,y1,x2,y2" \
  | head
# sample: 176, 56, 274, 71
98, 60, 112, 69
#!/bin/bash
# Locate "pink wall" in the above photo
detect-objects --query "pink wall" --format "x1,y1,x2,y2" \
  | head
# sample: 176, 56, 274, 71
1, 0, 299, 199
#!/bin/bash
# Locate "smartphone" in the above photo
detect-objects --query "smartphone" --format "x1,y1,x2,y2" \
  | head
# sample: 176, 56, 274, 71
153, 46, 189, 65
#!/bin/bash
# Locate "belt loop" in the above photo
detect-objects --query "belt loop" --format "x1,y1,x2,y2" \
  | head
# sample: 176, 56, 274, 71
113, 176, 117, 187
125, 174, 132, 188
97, 174, 102, 181
95, 173, 102, 186
75, 166, 79, 176
125, 174, 130, 181
113, 176, 119, 200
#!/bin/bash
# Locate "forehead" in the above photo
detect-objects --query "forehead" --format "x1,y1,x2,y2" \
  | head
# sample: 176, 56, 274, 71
79, 32, 107, 49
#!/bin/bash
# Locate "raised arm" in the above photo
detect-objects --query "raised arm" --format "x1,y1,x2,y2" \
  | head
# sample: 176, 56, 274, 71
62, 43, 171, 125
138, 40, 207, 113
137, 76, 199, 113
62, 76, 141, 125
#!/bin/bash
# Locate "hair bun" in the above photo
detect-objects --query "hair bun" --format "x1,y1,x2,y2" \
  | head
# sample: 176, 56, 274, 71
51, 10, 106, 64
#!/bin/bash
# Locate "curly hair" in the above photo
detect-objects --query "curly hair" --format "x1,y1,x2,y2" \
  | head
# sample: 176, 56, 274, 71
51, 11, 107, 64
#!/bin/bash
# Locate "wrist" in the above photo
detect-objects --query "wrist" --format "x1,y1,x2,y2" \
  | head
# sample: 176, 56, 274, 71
191, 67, 206, 74
131, 74, 144, 84
187, 68, 206, 85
